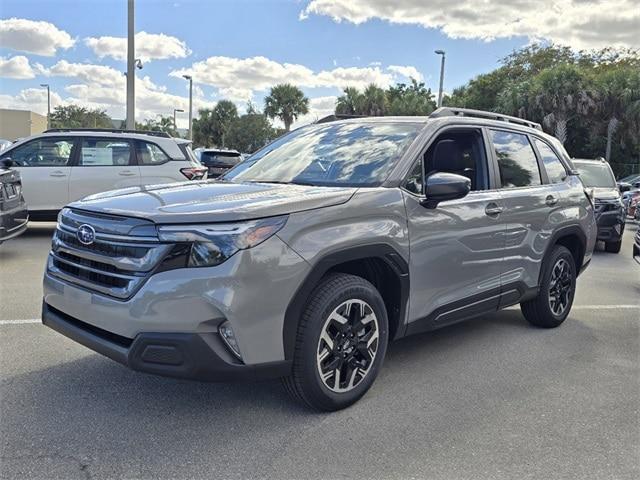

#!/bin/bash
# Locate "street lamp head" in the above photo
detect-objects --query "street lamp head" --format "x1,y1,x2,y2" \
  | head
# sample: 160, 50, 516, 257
40, 83, 49, 88
175, 109, 184, 113
182, 74, 192, 81
135, 59, 143, 70
435, 50, 445, 55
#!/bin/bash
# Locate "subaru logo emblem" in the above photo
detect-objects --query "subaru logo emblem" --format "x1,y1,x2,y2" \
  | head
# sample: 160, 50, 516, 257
77, 224, 96, 245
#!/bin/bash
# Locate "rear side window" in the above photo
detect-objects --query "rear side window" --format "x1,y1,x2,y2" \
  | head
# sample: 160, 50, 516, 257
79, 138, 131, 166
137, 141, 170, 165
490, 130, 541, 188
534, 138, 567, 183
9, 137, 75, 167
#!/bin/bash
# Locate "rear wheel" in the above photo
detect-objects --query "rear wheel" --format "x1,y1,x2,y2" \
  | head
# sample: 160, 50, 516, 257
282, 273, 388, 411
521, 245, 576, 328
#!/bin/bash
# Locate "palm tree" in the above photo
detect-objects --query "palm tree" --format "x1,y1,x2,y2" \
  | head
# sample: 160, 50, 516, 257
527, 64, 596, 145
336, 87, 364, 115
596, 68, 640, 161
361, 84, 387, 116
264, 84, 309, 131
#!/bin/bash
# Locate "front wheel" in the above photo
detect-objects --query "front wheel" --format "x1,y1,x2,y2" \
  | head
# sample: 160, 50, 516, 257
521, 245, 576, 328
282, 273, 389, 411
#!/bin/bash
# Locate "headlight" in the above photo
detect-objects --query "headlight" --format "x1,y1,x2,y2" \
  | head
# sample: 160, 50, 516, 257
157, 216, 288, 268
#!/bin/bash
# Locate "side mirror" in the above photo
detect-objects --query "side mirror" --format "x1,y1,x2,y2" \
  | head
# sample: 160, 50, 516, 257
634, 181, 640, 189
420, 172, 471, 209
619, 182, 631, 193
1, 157, 14, 168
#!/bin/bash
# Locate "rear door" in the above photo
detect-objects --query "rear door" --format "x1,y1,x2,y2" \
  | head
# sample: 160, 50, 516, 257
6, 136, 76, 211
136, 140, 183, 185
488, 128, 565, 298
69, 137, 140, 202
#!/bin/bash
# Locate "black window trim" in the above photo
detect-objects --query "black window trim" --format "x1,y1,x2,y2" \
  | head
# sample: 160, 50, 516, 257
76, 137, 135, 167
487, 127, 544, 190
134, 139, 173, 166
400, 124, 496, 197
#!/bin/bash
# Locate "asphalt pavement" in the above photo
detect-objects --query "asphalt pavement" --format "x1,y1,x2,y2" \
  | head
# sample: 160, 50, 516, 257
1, 222, 639, 480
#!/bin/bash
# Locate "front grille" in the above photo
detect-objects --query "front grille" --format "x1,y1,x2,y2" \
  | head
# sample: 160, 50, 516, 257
594, 200, 621, 214
48, 209, 172, 299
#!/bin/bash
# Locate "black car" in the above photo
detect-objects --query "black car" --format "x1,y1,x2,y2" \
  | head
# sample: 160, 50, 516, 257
194, 148, 243, 178
0, 159, 28, 244
574, 158, 625, 253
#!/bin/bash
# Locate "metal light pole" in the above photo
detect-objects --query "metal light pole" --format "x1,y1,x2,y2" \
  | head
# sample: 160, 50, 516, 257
40, 84, 50, 128
126, 0, 135, 129
435, 50, 446, 108
173, 108, 184, 130
182, 75, 193, 140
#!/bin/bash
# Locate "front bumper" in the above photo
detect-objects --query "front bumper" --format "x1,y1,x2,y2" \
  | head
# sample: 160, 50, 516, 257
42, 302, 291, 381
595, 207, 625, 242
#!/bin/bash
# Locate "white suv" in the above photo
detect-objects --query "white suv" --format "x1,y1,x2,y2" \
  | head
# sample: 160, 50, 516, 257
0, 129, 207, 220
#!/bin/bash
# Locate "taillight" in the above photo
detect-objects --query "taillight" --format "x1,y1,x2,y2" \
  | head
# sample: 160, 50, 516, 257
180, 167, 207, 180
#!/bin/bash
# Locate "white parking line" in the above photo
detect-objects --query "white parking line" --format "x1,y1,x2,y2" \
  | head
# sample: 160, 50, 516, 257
0, 304, 637, 327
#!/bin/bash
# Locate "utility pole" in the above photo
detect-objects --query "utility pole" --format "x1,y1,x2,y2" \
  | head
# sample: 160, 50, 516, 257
126, 0, 135, 129
183, 75, 193, 140
40, 84, 51, 128
435, 50, 446, 108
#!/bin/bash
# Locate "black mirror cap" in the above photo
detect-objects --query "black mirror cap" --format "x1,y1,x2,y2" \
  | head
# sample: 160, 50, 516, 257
1, 157, 13, 168
420, 172, 471, 209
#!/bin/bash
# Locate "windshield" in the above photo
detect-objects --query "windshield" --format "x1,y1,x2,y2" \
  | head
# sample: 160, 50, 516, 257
224, 122, 421, 187
575, 162, 616, 188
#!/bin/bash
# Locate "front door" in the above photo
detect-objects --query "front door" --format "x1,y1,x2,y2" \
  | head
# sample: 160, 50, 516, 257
69, 137, 140, 202
404, 127, 506, 334
7, 136, 76, 211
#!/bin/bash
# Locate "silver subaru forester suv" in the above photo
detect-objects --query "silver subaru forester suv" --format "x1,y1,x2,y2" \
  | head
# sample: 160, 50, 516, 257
42, 108, 597, 411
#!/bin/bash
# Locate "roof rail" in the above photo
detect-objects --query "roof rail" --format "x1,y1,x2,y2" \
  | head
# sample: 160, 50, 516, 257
43, 128, 172, 138
429, 107, 542, 130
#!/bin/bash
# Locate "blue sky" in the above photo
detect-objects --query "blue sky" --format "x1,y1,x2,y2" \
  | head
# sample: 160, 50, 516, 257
1, 0, 636, 128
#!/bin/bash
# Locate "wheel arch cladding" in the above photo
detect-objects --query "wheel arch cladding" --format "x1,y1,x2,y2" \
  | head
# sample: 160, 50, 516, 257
282, 244, 409, 360
548, 226, 586, 278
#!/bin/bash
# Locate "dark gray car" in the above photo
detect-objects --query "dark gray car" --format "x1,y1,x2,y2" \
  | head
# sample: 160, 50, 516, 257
41, 108, 597, 411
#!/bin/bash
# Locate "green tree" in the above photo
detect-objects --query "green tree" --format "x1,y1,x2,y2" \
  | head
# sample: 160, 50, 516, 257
387, 79, 437, 115
360, 84, 387, 116
264, 84, 309, 131
212, 100, 239, 147
50, 105, 112, 129
226, 112, 276, 153
137, 116, 178, 137
336, 87, 364, 115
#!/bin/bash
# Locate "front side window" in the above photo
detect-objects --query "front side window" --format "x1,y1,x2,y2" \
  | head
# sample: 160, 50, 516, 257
225, 122, 421, 187
491, 130, 541, 188
534, 138, 567, 183
79, 138, 131, 166
574, 162, 616, 188
137, 141, 170, 165
8, 137, 75, 167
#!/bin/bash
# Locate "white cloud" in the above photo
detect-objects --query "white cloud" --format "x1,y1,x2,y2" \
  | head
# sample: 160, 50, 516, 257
0, 55, 36, 79
0, 18, 75, 56
387, 65, 423, 82
85, 31, 191, 62
0, 61, 213, 127
171, 56, 422, 98
292, 95, 338, 128
301, 0, 640, 50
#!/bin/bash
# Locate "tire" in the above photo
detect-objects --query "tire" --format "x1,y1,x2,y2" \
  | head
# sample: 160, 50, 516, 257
282, 273, 389, 411
521, 245, 576, 328
605, 239, 622, 253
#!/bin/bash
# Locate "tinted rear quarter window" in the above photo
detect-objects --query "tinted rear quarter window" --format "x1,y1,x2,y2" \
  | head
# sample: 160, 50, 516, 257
137, 141, 170, 165
534, 138, 567, 183
490, 130, 541, 188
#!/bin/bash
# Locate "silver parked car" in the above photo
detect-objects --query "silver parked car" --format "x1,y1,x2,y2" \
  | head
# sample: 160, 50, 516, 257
42, 108, 597, 411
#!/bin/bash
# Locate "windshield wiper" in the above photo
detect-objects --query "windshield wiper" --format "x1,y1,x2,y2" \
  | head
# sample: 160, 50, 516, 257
247, 180, 321, 187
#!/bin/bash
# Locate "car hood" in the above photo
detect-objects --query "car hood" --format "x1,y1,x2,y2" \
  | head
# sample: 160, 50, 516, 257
592, 187, 621, 201
69, 181, 357, 223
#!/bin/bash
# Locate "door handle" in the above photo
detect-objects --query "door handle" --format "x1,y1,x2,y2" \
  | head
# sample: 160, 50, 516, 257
485, 203, 504, 216
545, 195, 559, 206
49, 171, 66, 177
118, 170, 136, 176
